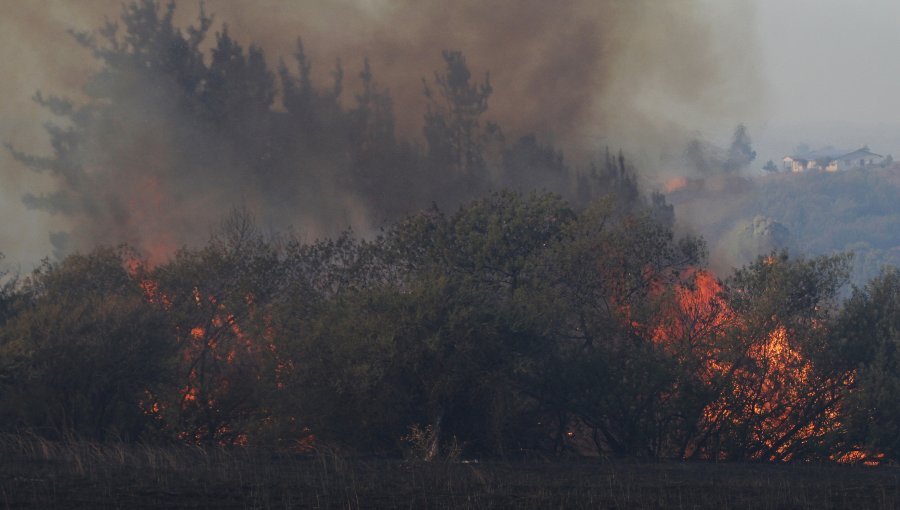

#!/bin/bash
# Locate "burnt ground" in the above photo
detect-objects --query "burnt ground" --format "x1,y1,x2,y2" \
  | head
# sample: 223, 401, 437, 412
1, 439, 899, 509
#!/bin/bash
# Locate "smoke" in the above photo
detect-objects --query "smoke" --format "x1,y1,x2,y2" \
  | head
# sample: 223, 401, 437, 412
206, 0, 762, 159
0, 0, 762, 266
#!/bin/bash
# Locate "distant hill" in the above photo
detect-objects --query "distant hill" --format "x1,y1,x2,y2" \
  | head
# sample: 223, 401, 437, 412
668, 165, 900, 284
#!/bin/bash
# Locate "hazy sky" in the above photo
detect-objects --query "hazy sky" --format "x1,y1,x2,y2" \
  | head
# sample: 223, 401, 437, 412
2, 0, 900, 267
754, 0, 900, 158
758, 0, 900, 126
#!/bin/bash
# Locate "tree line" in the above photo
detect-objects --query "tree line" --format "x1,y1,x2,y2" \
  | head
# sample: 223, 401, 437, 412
8, 0, 659, 260
3, 1, 900, 463
0, 194, 898, 464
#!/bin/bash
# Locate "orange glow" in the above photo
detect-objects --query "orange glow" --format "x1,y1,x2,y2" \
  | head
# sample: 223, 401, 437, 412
834, 450, 885, 466
653, 270, 729, 346
643, 268, 853, 461
182, 386, 199, 403
135, 275, 287, 447
139, 278, 173, 308
664, 176, 689, 193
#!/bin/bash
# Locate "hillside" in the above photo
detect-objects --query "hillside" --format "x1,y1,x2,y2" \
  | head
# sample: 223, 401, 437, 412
669, 166, 900, 284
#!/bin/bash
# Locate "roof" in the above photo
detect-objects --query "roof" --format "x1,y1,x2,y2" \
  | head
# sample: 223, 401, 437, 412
786, 146, 882, 161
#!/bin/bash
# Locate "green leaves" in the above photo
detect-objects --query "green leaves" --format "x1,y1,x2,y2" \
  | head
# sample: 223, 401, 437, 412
0, 247, 172, 440
835, 268, 900, 462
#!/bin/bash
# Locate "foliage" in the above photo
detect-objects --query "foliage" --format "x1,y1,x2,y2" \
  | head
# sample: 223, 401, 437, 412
8, 0, 644, 259
0, 247, 172, 440
684, 124, 756, 177
4, 0, 900, 464
0, 193, 893, 464
835, 268, 900, 462
702, 252, 852, 461
723, 124, 757, 174
698, 167, 900, 285
145, 210, 287, 444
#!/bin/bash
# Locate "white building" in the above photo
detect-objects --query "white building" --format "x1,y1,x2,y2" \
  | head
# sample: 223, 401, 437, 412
782, 147, 882, 173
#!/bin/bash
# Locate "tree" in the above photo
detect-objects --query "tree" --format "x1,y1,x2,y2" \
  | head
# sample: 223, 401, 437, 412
422, 51, 501, 205
202, 26, 275, 128
345, 58, 422, 221
6, 0, 221, 258
12, 0, 664, 262
147, 210, 287, 445
0, 253, 15, 327
423, 51, 497, 171
697, 252, 851, 461
723, 124, 756, 174
500, 135, 569, 196
580, 149, 642, 214
0, 247, 173, 440
519, 199, 705, 457
276, 192, 578, 455
834, 268, 900, 463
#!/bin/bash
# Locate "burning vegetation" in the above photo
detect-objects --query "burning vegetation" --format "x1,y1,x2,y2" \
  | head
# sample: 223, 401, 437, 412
0, 0, 898, 468
0, 196, 897, 464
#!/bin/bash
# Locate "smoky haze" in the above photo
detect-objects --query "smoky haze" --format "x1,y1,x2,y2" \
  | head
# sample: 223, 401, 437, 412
138, 0, 761, 152
0, 0, 762, 266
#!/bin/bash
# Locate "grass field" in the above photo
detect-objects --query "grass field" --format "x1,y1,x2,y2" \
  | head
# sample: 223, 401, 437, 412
1, 435, 899, 509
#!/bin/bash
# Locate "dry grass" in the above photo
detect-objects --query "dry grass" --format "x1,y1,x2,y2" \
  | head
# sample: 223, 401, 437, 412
1, 434, 899, 509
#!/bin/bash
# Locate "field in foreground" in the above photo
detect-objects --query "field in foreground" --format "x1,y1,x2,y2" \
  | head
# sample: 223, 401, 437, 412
1, 437, 899, 509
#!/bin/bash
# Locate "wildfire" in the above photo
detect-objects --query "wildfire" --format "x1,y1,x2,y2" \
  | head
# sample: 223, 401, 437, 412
139, 278, 173, 309
653, 269, 730, 346
834, 450, 885, 466
131, 255, 861, 459
664, 176, 690, 193
647, 268, 854, 461
132, 270, 293, 447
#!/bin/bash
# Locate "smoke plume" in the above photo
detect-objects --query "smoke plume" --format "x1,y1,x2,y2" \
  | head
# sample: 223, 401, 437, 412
0, 0, 762, 265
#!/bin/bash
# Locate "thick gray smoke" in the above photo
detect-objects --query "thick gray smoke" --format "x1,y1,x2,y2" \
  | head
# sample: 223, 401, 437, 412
0, 0, 762, 266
